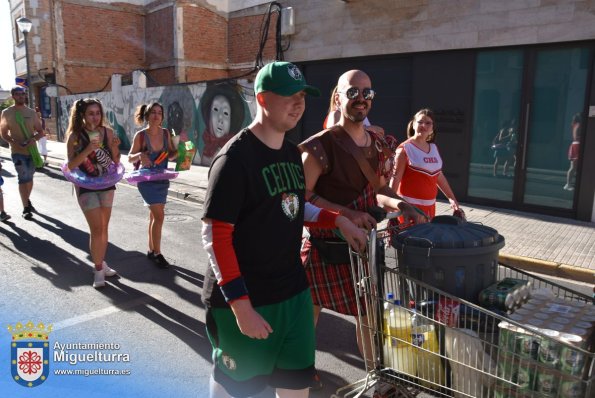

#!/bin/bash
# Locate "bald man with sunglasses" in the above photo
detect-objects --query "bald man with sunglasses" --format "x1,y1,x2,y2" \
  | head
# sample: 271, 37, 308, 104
299, 70, 426, 379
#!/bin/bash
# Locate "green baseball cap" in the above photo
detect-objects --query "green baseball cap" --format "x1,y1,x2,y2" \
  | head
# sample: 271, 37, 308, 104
254, 61, 320, 97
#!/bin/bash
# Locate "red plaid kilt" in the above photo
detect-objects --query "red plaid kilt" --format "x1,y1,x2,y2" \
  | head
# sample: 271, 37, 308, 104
301, 183, 376, 316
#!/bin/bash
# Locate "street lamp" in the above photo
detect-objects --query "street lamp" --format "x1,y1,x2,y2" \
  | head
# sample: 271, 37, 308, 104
16, 17, 33, 108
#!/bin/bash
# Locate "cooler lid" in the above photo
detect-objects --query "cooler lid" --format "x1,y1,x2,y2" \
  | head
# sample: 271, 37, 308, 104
393, 215, 503, 249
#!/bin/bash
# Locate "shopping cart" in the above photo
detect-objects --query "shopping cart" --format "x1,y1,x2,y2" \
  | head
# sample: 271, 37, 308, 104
332, 224, 595, 398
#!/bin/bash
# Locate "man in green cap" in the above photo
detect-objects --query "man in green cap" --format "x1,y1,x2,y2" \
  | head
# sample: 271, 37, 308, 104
0, 86, 45, 219
201, 61, 367, 397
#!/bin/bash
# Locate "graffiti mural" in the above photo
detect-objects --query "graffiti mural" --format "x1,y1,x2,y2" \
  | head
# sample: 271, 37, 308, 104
58, 79, 255, 165
197, 83, 251, 166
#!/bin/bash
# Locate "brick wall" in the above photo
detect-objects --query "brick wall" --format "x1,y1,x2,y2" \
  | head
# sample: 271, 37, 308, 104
228, 12, 278, 66
182, 5, 227, 65
185, 68, 229, 82
60, 2, 145, 92
146, 5, 174, 65
64, 65, 134, 94
146, 67, 176, 87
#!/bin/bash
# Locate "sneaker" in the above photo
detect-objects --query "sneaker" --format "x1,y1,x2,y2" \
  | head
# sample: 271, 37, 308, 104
22, 207, 33, 220
152, 253, 170, 269
310, 371, 323, 391
102, 261, 118, 277
28, 200, 36, 212
93, 267, 106, 288
0, 211, 10, 222
147, 251, 156, 260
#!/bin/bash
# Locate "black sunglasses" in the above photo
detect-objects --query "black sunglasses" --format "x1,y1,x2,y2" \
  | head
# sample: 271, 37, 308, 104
339, 87, 376, 100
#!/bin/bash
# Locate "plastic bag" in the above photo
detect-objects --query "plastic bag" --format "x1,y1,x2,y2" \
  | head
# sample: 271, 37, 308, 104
175, 141, 196, 171
445, 328, 496, 398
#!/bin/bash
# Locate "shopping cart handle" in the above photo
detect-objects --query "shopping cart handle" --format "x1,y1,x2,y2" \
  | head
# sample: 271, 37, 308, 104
385, 211, 401, 220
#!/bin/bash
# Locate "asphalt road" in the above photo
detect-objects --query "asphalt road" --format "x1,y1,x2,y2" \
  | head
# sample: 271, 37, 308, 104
1, 161, 591, 398
0, 161, 366, 398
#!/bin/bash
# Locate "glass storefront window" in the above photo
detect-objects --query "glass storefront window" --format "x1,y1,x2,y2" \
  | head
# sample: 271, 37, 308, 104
468, 50, 523, 201
523, 47, 589, 209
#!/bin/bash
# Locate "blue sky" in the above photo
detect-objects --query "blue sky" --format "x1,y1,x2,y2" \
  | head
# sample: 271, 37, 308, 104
1, 0, 16, 90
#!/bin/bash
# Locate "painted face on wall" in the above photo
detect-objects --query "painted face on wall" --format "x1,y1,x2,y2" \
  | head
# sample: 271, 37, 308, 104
210, 95, 231, 138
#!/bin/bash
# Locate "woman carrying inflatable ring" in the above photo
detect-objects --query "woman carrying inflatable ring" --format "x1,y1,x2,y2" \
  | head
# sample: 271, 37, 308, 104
65, 98, 121, 288
128, 102, 178, 269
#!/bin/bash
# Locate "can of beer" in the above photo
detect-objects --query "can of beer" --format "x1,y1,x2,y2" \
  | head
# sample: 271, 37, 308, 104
554, 317, 571, 325
559, 334, 586, 377
519, 281, 532, 302
522, 302, 538, 311
498, 321, 517, 352
526, 318, 545, 327
517, 358, 535, 390
500, 278, 530, 305
547, 322, 566, 334
538, 329, 561, 367
533, 312, 549, 320
558, 373, 585, 398
497, 351, 518, 382
493, 382, 517, 398
572, 321, 592, 330
535, 365, 560, 397
479, 287, 515, 312
517, 328, 539, 359
565, 327, 588, 341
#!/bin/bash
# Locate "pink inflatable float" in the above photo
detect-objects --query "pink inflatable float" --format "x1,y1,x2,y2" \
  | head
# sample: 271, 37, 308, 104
62, 162, 125, 190
124, 168, 179, 184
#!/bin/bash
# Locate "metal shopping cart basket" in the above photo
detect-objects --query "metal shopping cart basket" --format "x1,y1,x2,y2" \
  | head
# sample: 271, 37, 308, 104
333, 224, 595, 398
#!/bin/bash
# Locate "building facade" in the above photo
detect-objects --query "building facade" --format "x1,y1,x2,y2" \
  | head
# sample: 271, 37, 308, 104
8, 0, 595, 221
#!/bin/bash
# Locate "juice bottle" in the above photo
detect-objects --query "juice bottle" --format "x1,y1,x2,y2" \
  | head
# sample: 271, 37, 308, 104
385, 300, 415, 375
382, 293, 395, 338
411, 307, 444, 388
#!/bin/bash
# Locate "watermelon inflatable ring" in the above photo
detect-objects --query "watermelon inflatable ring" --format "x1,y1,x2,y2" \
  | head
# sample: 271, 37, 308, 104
62, 162, 125, 190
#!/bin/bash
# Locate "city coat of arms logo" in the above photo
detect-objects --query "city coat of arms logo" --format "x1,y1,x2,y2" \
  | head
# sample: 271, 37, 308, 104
8, 321, 52, 387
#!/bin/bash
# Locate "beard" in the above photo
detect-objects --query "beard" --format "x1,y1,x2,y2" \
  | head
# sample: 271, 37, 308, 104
345, 101, 368, 123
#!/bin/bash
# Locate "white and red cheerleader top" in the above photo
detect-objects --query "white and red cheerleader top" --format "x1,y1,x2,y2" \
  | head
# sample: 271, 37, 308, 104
397, 141, 443, 207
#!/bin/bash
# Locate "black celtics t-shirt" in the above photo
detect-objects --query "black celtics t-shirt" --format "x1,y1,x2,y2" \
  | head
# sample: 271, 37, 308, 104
202, 128, 309, 308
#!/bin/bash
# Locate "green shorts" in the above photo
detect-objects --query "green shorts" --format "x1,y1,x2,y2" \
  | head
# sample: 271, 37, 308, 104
206, 289, 315, 397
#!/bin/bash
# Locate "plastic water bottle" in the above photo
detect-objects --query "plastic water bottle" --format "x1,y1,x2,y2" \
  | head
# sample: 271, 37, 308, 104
411, 306, 444, 388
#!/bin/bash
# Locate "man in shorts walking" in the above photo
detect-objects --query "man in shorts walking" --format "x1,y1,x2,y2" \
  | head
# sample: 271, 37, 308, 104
201, 61, 367, 397
0, 86, 45, 219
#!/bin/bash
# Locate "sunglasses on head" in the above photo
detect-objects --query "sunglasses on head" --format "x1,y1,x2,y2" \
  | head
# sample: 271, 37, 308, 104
339, 87, 376, 101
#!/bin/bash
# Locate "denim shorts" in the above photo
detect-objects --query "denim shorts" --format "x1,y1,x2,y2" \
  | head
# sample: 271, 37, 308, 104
11, 153, 35, 184
76, 188, 115, 212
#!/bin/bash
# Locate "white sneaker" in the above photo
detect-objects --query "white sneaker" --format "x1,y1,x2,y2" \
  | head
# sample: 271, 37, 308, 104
102, 261, 118, 277
93, 267, 106, 288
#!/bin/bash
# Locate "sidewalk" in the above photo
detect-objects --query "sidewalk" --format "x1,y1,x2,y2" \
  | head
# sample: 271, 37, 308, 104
3, 140, 594, 285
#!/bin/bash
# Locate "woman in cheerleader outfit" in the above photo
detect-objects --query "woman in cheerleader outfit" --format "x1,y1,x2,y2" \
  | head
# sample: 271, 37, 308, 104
390, 108, 461, 224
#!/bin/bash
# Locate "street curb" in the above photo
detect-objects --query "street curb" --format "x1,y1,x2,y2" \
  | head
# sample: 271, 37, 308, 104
499, 253, 595, 284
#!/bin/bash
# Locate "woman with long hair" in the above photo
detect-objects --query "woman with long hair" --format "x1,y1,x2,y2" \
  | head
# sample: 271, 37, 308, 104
128, 102, 177, 268
66, 98, 121, 288
390, 108, 461, 223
